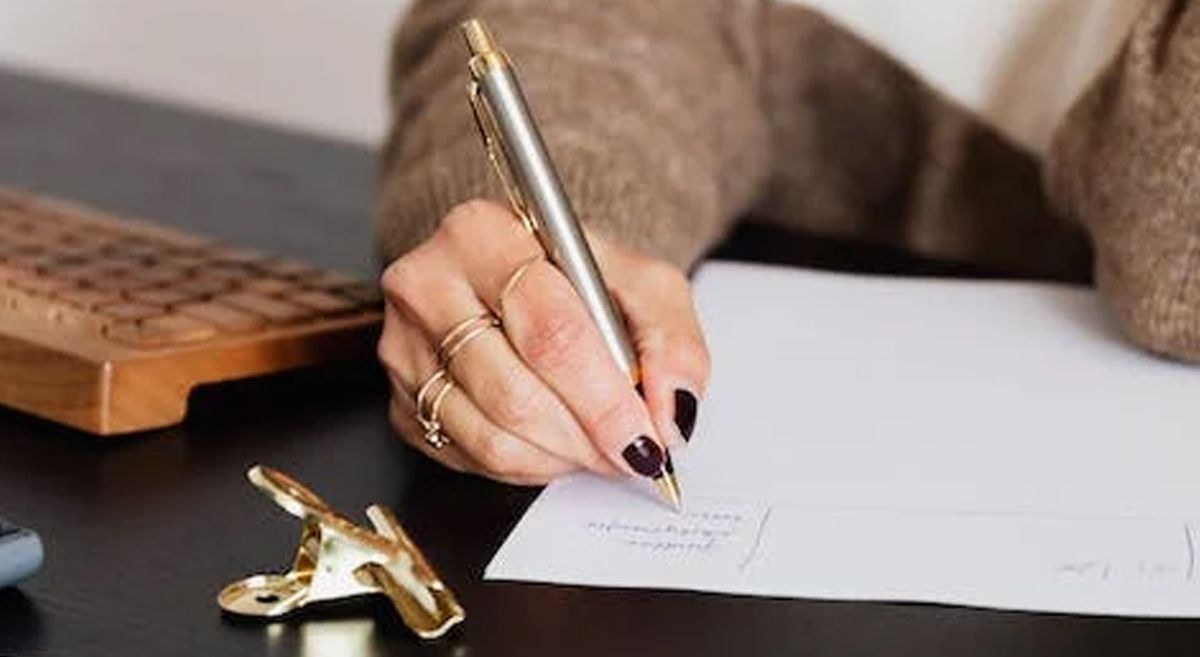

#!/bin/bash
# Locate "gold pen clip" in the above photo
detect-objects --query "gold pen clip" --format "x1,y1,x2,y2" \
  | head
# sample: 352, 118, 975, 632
217, 465, 465, 640
467, 80, 539, 234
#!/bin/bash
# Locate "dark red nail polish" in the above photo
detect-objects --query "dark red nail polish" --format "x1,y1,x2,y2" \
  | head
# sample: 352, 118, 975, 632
674, 389, 698, 442
621, 436, 663, 477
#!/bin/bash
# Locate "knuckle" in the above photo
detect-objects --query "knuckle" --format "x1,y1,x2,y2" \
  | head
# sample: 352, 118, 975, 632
380, 244, 459, 324
441, 199, 504, 242
380, 256, 423, 302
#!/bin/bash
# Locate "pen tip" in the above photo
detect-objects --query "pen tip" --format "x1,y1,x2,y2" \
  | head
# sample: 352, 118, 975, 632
654, 472, 683, 513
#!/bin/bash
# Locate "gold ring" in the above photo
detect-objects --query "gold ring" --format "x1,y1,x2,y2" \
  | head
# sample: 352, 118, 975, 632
498, 254, 545, 316
437, 313, 500, 364
429, 379, 454, 428
423, 379, 455, 450
414, 368, 448, 414
414, 368, 454, 449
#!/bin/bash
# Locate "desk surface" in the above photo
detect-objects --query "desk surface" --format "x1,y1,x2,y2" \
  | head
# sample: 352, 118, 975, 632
0, 68, 1196, 657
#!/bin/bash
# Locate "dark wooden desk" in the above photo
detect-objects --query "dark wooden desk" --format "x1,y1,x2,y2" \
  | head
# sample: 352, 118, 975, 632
0, 68, 1195, 657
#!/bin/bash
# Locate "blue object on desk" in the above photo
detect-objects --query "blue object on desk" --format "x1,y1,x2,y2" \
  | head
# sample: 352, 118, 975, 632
0, 517, 42, 588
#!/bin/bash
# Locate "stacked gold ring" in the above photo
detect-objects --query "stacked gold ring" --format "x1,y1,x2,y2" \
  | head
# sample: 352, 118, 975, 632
437, 312, 501, 366
413, 310, 503, 450
415, 369, 455, 449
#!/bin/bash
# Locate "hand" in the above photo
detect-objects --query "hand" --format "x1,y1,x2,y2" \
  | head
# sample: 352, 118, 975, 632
378, 200, 709, 485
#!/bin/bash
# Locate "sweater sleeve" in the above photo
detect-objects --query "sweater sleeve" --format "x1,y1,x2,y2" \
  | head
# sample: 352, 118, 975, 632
747, 3, 1093, 282
376, 0, 771, 270
1046, 0, 1200, 361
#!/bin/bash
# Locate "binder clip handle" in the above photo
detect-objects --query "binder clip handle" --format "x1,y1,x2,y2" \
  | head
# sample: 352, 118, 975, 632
217, 466, 466, 640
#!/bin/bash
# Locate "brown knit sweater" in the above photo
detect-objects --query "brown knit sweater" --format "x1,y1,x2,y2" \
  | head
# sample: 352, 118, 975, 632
378, 0, 1200, 362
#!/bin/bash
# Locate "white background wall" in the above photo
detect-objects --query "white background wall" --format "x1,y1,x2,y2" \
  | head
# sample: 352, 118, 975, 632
0, 0, 409, 145
791, 0, 1142, 154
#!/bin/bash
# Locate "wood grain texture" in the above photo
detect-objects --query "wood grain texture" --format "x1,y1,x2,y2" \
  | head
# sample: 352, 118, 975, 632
0, 308, 379, 434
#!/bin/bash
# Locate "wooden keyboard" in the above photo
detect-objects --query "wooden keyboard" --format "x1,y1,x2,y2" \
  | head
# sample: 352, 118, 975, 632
0, 188, 382, 435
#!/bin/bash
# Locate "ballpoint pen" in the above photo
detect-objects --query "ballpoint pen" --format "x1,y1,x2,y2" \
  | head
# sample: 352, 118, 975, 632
461, 18, 682, 511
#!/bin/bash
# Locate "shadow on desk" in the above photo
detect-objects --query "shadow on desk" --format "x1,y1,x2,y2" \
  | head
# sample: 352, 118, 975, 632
0, 589, 42, 647
711, 222, 1092, 285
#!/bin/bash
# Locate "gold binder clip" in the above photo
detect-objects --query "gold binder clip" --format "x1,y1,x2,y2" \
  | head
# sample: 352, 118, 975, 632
216, 465, 465, 640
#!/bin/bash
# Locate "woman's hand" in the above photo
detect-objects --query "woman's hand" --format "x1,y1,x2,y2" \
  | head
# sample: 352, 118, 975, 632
378, 199, 709, 485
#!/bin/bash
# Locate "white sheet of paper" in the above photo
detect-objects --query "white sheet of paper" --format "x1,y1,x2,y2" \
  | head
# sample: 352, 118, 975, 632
485, 262, 1200, 616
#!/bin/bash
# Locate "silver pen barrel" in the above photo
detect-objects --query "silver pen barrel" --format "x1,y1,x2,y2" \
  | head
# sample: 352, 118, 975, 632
463, 20, 640, 381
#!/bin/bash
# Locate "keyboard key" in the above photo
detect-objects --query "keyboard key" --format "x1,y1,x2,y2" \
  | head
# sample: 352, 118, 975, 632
124, 265, 187, 287
97, 302, 161, 322
210, 245, 270, 267
88, 275, 157, 293
259, 258, 320, 279
175, 277, 235, 298
18, 222, 72, 245
106, 314, 215, 348
290, 290, 358, 314
0, 261, 36, 284
48, 242, 103, 262
240, 277, 294, 295
216, 292, 313, 323
178, 301, 265, 333
10, 291, 68, 323
301, 270, 360, 290
196, 264, 250, 284
57, 288, 118, 310
130, 287, 198, 307
11, 275, 71, 296
57, 262, 118, 284
167, 253, 213, 272
8, 291, 108, 334
117, 218, 214, 250
101, 241, 165, 264
4, 251, 58, 273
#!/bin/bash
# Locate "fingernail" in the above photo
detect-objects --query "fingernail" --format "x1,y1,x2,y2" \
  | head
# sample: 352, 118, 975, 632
674, 390, 698, 442
621, 436, 664, 477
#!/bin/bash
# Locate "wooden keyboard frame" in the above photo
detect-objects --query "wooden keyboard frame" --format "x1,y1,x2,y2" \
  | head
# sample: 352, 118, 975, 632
0, 191, 382, 435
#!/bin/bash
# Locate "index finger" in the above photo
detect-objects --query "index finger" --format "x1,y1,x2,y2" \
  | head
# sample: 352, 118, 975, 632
444, 202, 675, 483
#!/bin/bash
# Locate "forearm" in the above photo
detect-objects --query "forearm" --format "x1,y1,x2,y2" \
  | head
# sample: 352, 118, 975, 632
1046, 0, 1200, 361
377, 0, 772, 270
